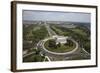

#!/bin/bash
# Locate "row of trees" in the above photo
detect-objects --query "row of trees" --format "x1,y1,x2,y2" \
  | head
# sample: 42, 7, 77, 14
50, 25, 63, 36
48, 39, 57, 48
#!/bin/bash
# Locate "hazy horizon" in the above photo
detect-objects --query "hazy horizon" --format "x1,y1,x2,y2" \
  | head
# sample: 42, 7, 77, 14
23, 10, 91, 23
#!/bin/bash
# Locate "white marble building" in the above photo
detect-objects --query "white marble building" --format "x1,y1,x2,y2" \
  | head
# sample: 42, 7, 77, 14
54, 36, 68, 45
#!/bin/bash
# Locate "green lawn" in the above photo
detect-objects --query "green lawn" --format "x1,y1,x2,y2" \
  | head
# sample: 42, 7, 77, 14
51, 25, 64, 35
50, 25, 71, 36
71, 28, 87, 36
44, 39, 76, 53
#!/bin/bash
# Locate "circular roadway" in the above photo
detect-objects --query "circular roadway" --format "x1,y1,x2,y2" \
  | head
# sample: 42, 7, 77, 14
41, 37, 79, 56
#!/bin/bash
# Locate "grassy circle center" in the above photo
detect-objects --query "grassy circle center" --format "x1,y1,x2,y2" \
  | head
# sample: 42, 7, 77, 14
44, 38, 76, 53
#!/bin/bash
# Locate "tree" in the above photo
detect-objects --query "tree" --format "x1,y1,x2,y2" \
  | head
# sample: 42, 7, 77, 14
83, 42, 90, 53
57, 42, 61, 47
35, 49, 41, 55
33, 56, 38, 62
48, 39, 57, 48
42, 53, 46, 59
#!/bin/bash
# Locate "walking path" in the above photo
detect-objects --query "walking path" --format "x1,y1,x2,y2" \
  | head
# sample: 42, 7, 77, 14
44, 23, 57, 36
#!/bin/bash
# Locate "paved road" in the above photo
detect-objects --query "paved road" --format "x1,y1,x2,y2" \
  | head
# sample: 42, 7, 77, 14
80, 48, 90, 59
23, 51, 35, 58
41, 37, 79, 56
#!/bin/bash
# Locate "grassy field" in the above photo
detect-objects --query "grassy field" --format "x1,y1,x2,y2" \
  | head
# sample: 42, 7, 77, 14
44, 39, 76, 53
50, 25, 64, 35
50, 25, 71, 36
71, 28, 87, 36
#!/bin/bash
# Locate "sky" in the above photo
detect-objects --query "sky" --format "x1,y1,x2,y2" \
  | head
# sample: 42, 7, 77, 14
23, 10, 91, 23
